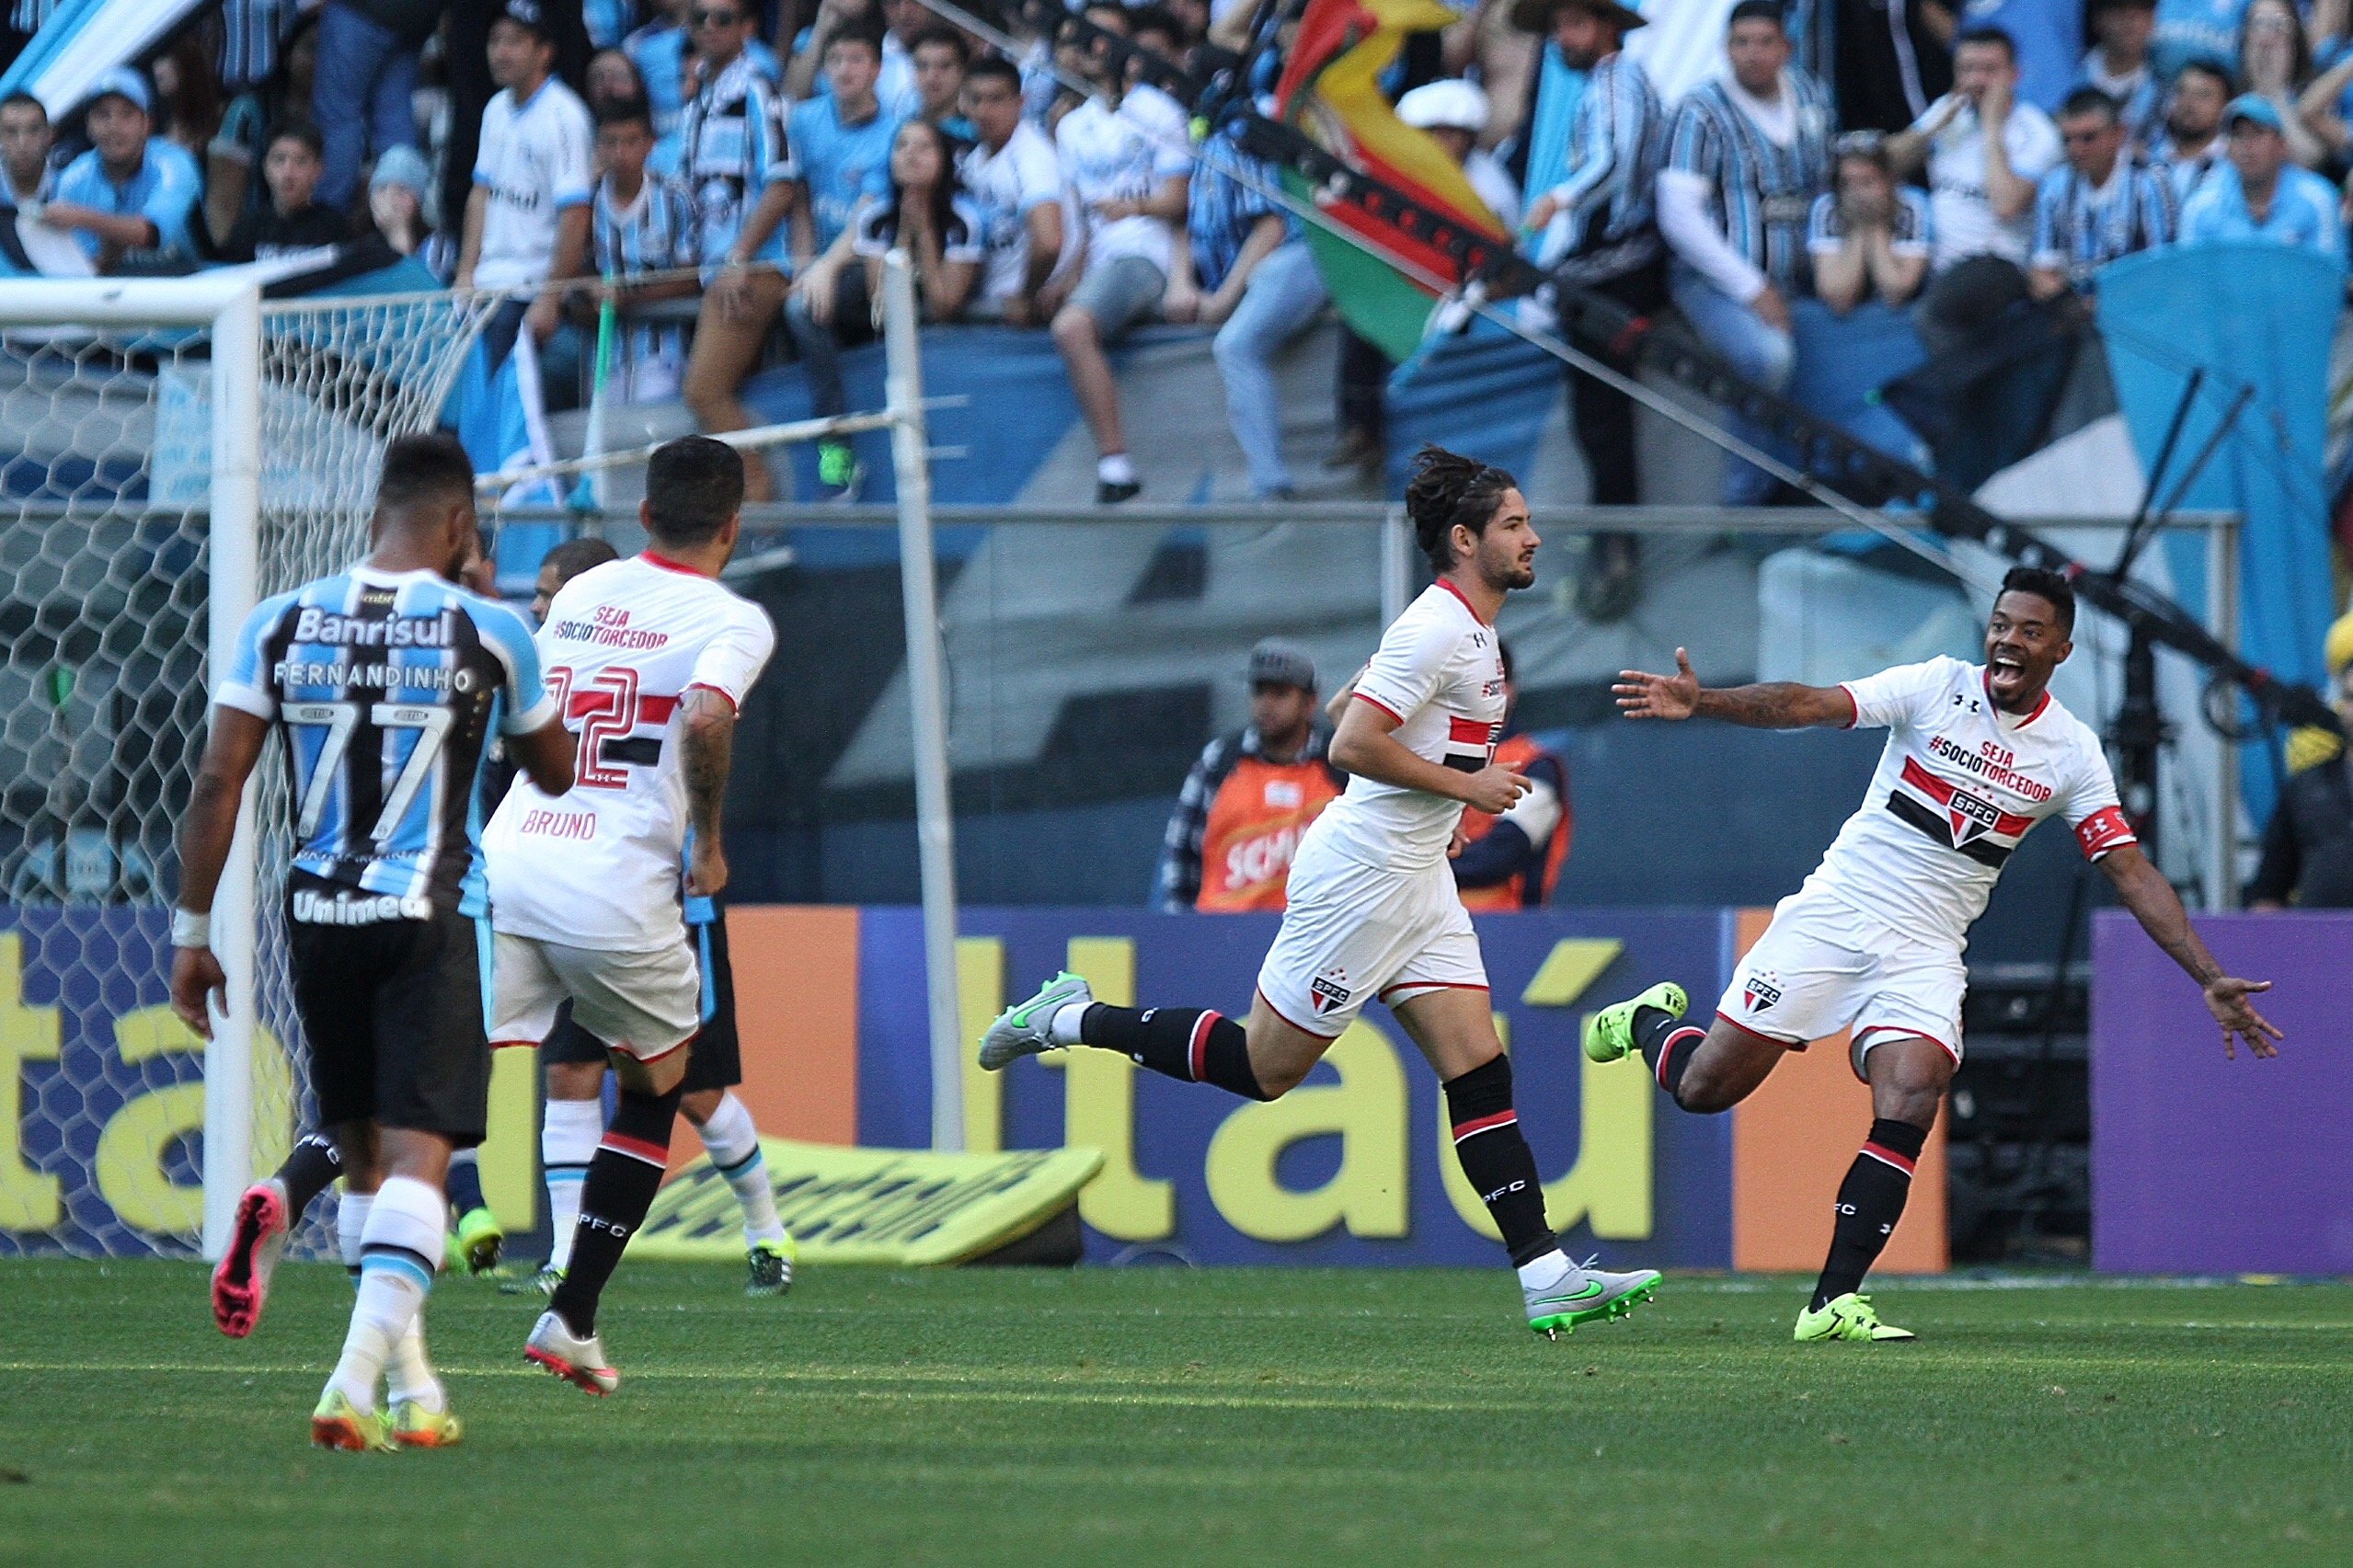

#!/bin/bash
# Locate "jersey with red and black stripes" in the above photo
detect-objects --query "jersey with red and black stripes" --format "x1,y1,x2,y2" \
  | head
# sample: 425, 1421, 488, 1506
1319, 578, 1508, 871
1803, 655, 2134, 946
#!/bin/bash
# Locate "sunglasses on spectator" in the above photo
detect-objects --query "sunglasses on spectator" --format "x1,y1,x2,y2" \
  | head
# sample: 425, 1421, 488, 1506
692, 8, 741, 26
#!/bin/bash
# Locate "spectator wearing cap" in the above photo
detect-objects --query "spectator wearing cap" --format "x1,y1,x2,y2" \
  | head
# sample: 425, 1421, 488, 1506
1173, 123, 1317, 500
1452, 642, 1572, 910
2080, 0, 2164, 151
1888, 26, 2064, 359
2246, 612, 2353, 909
458, 0, 595, 382
1399, 78, 1521, 225
2027, 86, 2177, 300
1656, 0, 1832, 507
45, 69, 203, 271
1809, 131, 1935, 312
2152, 56, 2232, 205
311, 0, 442, 210
1157, 640, 1343, 913
217, 120, 349, 262
677, 0, 798, 504
2178, 92, 2347, 255
368, 143, 449, 275
1517, 0, 1667, 623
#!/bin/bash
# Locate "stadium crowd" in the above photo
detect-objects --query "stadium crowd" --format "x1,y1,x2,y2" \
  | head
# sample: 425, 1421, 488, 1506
1, 0, 2344, 521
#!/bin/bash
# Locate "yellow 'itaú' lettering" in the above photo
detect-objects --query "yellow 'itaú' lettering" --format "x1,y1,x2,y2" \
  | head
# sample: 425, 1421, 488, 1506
0, 934, 63, 1230
97, 1006, 211, 1234
1439, 1013, 1652, 1241
1039, 937, 1174, 1241
1204, 1019, 1408, 1242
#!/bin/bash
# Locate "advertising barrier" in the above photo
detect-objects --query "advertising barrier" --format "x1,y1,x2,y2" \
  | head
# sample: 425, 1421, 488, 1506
2091, 910, 2353, 1275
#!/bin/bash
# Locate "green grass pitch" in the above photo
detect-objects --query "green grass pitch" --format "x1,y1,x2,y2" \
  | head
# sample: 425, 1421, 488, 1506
1, 1261, 2347, 1566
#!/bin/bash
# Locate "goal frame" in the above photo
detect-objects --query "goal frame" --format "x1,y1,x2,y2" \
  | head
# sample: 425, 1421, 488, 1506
0, 276, 264, 1259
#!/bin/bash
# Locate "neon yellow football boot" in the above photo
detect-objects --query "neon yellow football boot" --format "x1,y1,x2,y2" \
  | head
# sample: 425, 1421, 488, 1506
746, 1234, 798, 1298
390, 1399, 465, 1448
453, 1205, 506, 1276
1582, 981, 1689, 1064
1795, 1292, 1916, 1344
311, 1388, 396, 1452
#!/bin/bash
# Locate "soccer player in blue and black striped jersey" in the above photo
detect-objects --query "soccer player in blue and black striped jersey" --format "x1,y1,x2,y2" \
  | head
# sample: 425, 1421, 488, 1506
171, 434, 578, 1452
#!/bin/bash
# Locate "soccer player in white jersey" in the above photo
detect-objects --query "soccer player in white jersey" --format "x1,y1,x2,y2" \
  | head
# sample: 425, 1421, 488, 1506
170, 436, 578, 1450
982, 448, 1664, 1337
1589, 567, 2281, 1344
484, 436, 776, 1394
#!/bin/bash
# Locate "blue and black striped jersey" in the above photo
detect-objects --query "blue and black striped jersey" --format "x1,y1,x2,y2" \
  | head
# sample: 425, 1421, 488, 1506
218, 567, 555, 915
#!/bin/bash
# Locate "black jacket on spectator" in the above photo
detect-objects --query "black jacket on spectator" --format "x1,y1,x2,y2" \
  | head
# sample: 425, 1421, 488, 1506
220, 202, 350, 262
2246, 753, 2353, 908
1830, 0, 1954, 135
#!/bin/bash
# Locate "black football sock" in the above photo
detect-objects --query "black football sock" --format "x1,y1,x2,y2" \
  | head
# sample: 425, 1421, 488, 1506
1443, 1055, 1557, 1267
444, 1149, 488, 1214
1634, 1006, 1707, 1103
549, 1082, 683, 1337
1079, 1004, 1271, 1101
275, 1132, 343, 1218
1810, 1118, 1929, 1310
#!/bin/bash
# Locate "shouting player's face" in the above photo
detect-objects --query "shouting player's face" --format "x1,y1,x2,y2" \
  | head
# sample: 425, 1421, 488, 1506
1463, 486, 1540, 592
1984, 589, 2072, 711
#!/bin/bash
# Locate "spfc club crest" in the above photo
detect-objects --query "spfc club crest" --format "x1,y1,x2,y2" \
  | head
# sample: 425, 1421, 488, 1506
1310, 966, 1352, 1015
1946, 785, 2003, 847
1743, 970, 1783, 1013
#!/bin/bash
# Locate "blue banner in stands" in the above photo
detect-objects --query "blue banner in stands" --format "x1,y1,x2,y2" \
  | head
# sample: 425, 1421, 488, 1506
856, 907, 1737, 1268
2098, 241, 2342, 826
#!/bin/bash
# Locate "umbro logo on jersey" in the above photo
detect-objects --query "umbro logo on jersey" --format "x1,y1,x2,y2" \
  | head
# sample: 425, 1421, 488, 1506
1743, 970, 1783, 1013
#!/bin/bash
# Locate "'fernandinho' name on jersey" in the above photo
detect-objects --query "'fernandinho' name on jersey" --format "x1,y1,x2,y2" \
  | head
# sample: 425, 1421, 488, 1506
1806, 655, 2137, 947
219, 567, 553, 913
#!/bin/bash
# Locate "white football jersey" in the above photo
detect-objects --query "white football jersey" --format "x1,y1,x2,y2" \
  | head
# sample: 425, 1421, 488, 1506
1805, 655, 2136, 948
485, 553, 775, 951
1313, 579, 1507, 871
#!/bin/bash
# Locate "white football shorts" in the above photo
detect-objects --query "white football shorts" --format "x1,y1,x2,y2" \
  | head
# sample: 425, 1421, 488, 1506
488, 933, 702, 1062
1716, 883, 1967, 1081
1255, 826, 1488, 1036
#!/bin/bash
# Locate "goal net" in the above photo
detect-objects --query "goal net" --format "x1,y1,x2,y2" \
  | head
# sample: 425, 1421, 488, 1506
0, 278, 493, 1259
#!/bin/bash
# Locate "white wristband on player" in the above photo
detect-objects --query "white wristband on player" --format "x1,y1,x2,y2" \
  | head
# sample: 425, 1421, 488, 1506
170, 908, 212, 949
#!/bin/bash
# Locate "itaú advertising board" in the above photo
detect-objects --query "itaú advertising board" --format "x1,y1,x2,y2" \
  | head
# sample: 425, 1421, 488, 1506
840, 908, 1904, 1271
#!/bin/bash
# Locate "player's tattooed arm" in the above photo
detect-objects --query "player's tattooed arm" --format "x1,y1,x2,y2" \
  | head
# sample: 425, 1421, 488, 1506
1613, 648, 1854, 728
169, 706, 271, 1036
2098, 842, 2283, 1060
680, 687, 737, 897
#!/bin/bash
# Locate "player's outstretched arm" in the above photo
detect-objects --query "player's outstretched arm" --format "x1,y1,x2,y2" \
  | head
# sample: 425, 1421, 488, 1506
2098, 843, 2283, 1060
1613, 648, 1854, 728
169, 706, 271, 1039
680, 688, 738, 897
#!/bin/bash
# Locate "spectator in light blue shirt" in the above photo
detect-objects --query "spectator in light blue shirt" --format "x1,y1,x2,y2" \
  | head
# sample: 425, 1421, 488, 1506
2154, 0, 2252, 82
2178, 94, 2347, 258
46, 69, 203, 270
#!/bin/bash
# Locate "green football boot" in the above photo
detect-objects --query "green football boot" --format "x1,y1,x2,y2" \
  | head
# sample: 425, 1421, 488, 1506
979, 970, 1095, 1071
1582, 981, 1689, 1064
453, 1206, 505, 1276
1525, 1259, 1664, 1339
1794, 1292, 1916, 1344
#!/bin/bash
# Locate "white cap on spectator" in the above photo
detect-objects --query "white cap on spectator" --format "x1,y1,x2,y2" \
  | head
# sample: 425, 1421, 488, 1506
86, 67, 153, 116
370, 144, 431, 196
1396, 79, 1490, 135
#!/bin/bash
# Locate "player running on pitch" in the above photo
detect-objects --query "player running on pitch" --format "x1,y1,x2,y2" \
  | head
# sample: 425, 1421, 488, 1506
504, 537, 798, 1302
1587, 566, 2280, 1344
171, 435, 576, 1448
982, 447, 1662, 1337
483, 437, 776, 1395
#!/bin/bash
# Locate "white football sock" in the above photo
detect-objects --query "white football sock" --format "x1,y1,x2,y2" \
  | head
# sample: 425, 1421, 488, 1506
1096, 452, 1136, 486
694, 1093, 786, 1246
336, 1190, 373, 1274
1049, 1002, 1090, 1046
1516, 1250, 1575, 1292
385, 1314, 445, 1413
327, 1176, 442, 1411
543, 1098, 603, 1272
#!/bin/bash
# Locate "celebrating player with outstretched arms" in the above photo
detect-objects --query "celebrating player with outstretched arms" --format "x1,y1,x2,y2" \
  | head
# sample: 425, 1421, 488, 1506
170, 435, 578, 1450
483, 436, 776, 1395
1587, 566, 2279, 1343
982, 446, 1662, 1337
